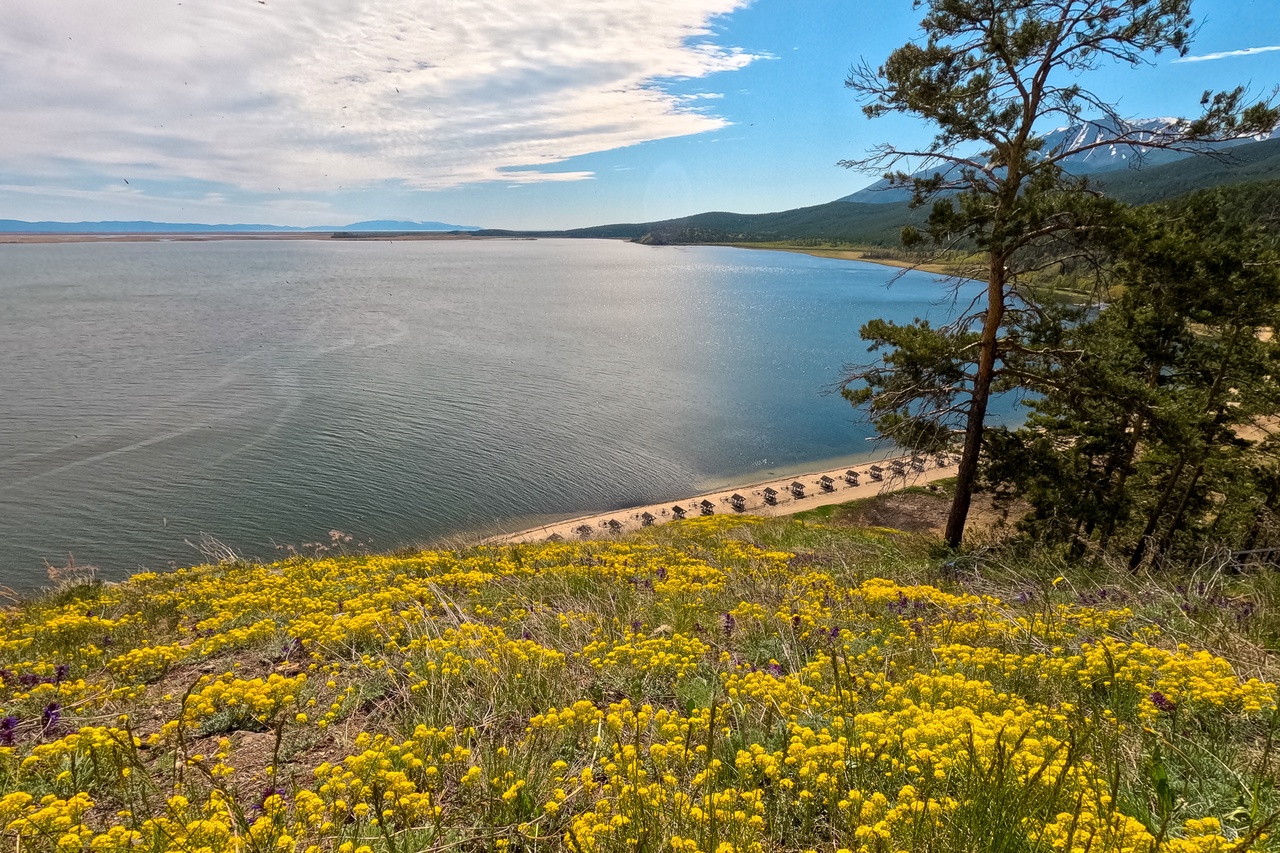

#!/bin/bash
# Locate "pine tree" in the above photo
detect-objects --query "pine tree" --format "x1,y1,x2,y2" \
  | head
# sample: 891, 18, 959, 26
995, 186, 1280, 564
841, 0, 1278, 549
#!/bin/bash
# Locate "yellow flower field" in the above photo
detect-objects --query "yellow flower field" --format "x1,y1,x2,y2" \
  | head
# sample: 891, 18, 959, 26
0, 515, 1276, 853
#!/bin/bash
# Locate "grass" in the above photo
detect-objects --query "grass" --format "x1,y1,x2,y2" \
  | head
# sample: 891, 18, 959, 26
0, 513, 1278, 853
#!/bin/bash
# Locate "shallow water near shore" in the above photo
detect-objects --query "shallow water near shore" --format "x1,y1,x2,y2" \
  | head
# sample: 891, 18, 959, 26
1, 238, 995, 590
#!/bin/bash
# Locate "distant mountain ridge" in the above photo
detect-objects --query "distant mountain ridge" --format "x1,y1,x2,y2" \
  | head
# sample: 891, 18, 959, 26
474, 134, 1280, 248
476, 201, 922, 246
0, 219, 481, 233
841, 117, 1280, 204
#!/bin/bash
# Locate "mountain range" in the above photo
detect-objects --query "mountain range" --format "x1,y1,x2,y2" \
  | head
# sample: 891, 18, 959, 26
840, 117, 1280, 205
472, 129, 1280, 246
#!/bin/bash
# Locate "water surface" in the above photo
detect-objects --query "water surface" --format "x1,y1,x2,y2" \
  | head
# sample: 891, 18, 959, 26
0, 238, 979, 589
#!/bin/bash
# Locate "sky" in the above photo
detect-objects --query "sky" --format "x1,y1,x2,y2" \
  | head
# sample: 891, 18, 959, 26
2, 0, 1278, 230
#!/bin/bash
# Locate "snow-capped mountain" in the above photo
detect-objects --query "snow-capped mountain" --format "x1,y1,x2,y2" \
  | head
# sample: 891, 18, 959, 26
840, 117, 1279, 204
1040, 117, 1194, 172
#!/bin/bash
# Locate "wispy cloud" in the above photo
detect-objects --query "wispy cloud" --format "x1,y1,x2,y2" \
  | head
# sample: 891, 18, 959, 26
1173, 45, 1280, 63
1, 1, 759, 198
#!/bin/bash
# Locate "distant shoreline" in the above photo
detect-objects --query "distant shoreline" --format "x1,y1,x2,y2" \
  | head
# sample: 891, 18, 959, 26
0, 231, 482, 244
2, 231, 962, 281
0, 232, 953, 277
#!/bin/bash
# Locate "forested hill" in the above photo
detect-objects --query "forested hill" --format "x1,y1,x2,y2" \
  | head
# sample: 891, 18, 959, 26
473, 137, 1280, 246
472, 200, 924, 245
1091, 137, 1280, 205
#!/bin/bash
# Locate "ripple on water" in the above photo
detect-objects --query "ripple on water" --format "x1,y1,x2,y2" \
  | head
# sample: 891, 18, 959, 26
0, 239, 992, 589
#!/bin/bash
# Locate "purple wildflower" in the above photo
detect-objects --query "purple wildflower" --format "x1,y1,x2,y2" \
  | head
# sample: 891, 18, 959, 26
1150, 691, 1177, 713
0, 717, 17, 746
721, 612, 736, 636
255, 787, 288, 811
278, 638, 303, 662
41, 703, 61, 737
767, 662, 784, 677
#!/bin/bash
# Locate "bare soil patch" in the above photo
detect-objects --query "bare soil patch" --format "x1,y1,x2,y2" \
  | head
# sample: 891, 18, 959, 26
817, 486, 1026, 540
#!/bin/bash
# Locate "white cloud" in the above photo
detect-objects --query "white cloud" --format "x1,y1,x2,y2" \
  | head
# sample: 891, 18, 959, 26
0, 178, 337, 225
1172, 45, 1280, 63
1, 1, 758, 195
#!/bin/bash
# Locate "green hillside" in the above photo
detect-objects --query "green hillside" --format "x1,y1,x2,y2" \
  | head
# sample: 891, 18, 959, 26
476, 200, 927, 247
474, 138, 1280, 248
1158, 176, 1280, 236
1095, 137, 1280, 205
3, 512, 1279, 852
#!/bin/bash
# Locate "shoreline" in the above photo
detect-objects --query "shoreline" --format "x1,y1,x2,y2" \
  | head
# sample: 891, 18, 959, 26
3, 232, 967, 282
720, 243, 958, 276
483, 451, 957, 545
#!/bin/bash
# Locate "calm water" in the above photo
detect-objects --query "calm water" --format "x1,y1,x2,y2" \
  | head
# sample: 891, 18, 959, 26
0, 238, 980, 590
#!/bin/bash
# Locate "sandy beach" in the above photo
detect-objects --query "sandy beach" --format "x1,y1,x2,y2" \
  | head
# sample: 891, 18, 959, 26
484, 452, 958, 544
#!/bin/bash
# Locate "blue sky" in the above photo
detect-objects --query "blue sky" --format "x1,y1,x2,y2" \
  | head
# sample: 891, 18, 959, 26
2, 0, 1277, 230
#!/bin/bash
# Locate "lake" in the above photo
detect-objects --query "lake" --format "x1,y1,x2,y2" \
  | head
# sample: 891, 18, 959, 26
0, 238, 983, 590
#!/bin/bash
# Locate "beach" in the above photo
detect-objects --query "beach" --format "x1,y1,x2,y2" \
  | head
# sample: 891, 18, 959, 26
484, 452, 958, 544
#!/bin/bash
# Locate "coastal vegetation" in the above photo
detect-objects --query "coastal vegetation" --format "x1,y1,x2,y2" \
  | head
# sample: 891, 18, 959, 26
3, 515, 1280, 852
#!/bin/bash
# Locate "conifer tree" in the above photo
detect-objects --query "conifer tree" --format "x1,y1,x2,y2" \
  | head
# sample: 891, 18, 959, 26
991, 184, 1280, 564
841, 0, 1278, 549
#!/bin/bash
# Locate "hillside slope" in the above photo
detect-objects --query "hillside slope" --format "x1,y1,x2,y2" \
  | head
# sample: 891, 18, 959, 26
2, 514, 1276, 852
840, 119, 1280, 205
1093, 137, 1280, 204
484, 137, 1280, 248
475, 200, 927, 246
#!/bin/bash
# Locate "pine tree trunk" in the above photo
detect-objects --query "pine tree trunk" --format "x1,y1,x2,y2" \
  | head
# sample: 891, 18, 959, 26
1098, 360, 1163, 551
1098, 422, 1143, 551
1242, 477, 1280, 553
1130, 455, 1188, 570
1133, 332, 1240, 567
1153, 461, 1205, 563
945, 261, 1006, 549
